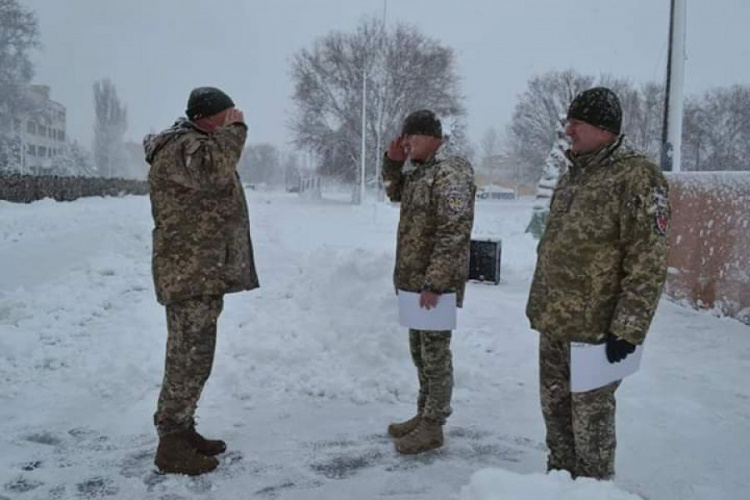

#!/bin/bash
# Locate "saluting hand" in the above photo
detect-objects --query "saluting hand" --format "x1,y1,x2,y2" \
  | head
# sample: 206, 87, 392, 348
386, 136, 407, 162
224, 108, 245, 126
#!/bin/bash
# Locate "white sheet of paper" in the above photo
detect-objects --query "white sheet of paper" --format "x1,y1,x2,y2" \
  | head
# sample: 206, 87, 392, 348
398, 290, 457, 330
570, 342, 644, 393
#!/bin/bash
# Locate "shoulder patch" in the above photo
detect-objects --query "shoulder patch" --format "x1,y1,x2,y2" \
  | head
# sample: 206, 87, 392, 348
651, 187, 669, 236
444, 186, 470, 214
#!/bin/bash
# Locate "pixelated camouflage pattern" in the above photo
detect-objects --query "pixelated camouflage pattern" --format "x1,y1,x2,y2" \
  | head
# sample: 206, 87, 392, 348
144, 119, 259, 305
154, 295, 223, 436
539, 332, 619, 480
409, 329, 453, 424
526, 137, 670, 345
382, 151, 476, 306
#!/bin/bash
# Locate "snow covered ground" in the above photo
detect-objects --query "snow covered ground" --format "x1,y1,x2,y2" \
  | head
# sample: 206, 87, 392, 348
0, 191, 748, 500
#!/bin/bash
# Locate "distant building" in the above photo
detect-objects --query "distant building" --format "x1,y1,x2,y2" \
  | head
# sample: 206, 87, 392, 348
0, 85, 67, 174
476, 184, 517, 200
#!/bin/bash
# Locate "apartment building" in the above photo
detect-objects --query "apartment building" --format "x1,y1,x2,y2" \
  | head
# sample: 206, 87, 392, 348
0, 85, 67, 173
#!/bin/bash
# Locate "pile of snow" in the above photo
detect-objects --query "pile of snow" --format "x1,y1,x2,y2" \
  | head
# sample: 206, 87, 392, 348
461, 469, 641, 500
0, 191, 748, 499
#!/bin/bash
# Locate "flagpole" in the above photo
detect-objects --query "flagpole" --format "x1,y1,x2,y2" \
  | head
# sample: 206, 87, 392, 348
661, 0, 687, 172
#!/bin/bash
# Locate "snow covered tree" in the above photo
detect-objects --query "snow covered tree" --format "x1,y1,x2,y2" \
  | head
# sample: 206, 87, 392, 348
0, 0, 38, 172
509, 70, 592, 183
93, 78, 127, 178
290, 17, 465, 185
526, 115, 570, 239
50, 141, 95, 177
0, 133, 23, 173
535, 115, 569, 200
0, 0, 39, 117
441, 116, 474, 160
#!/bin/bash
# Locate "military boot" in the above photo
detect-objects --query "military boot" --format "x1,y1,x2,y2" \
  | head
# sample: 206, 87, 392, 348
387, 415, 421, 439
394, 418, 444, 455
155, 431, 219, 475
186, 426, 226, 456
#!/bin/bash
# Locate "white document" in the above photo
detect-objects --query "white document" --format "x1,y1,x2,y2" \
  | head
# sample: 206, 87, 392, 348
398, 290, 457, 331
570, 342, 644, 393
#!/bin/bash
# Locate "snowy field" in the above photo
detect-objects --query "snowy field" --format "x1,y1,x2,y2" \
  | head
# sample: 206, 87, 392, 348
0, 190, 748, 500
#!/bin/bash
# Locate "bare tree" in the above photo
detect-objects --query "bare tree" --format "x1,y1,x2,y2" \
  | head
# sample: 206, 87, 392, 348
93, 78, 127, 178
597, 75, 664, 161
508, 70, 671, 182
681, 85, 750, 171
282, 152, 302, 191
627, 82, 665, 160
477, 126, 501, 176
290, 17, 465, 185
240, 143, 281, 186
508, 69, 593, 182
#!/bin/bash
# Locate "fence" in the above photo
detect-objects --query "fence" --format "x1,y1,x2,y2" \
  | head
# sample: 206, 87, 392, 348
665, 172, 750, 324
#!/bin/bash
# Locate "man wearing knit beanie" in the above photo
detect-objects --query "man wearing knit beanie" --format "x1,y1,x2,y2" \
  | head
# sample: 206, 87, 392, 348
143, 87, 259, 475
526, 87, 670, 480
381, 109, 476, 455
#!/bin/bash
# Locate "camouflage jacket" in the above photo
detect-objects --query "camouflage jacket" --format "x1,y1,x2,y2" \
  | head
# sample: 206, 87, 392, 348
144, 118, 259, 305
526, 137, 670, 344
382, 150, 476, 307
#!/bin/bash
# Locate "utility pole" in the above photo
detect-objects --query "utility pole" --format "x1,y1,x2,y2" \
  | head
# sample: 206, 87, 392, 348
360, 69, 367, 204
374, 0, 387, 201
661, 0, 687, 172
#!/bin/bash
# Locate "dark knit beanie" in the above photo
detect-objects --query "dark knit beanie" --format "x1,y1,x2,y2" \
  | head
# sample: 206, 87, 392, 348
401, 109, 442, 138
186, 87, 235, 121
567, 87, 622, 134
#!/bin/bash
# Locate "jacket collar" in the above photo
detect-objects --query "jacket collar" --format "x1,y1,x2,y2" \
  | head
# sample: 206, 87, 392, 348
143, 118, 200, 164
403, 144, 447, 174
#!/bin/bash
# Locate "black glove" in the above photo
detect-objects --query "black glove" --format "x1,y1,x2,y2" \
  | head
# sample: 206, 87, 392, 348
605, 335, 636, 363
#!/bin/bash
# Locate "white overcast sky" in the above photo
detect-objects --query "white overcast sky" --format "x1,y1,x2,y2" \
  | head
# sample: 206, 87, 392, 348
21, 0, 750, 151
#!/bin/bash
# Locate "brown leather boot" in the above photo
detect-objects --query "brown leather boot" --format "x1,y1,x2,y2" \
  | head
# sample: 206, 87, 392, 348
387, 415, 421, 438
186, 426, 226, 456
155, 431, 219, 475
394, 418, 444, 455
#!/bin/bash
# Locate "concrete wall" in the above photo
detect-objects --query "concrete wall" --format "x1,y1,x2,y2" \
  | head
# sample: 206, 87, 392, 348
666, 172, 750, 324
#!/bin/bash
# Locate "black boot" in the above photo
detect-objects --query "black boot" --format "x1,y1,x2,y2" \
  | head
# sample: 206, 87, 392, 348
185, 426, 227, 456
155, 431, 219, 475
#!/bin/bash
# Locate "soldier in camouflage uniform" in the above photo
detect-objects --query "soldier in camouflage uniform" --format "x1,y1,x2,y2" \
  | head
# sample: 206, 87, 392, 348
526, 88, 670, 479
144, 87, 259, 475
382, 110, 476, 455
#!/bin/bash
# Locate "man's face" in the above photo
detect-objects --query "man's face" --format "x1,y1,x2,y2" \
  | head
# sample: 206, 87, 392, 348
565, 119, 616, 154
403, 134, 441, 161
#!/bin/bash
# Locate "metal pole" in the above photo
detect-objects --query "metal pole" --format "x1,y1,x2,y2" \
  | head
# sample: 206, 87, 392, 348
360, 70, 367, 204
660, 0, 687, 172
375, 0, 387, 202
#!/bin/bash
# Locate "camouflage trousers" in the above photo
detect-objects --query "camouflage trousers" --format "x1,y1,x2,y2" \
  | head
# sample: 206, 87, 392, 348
154, 295, 224, 437
409, 329, 453, 424
539, 332, 620, 480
